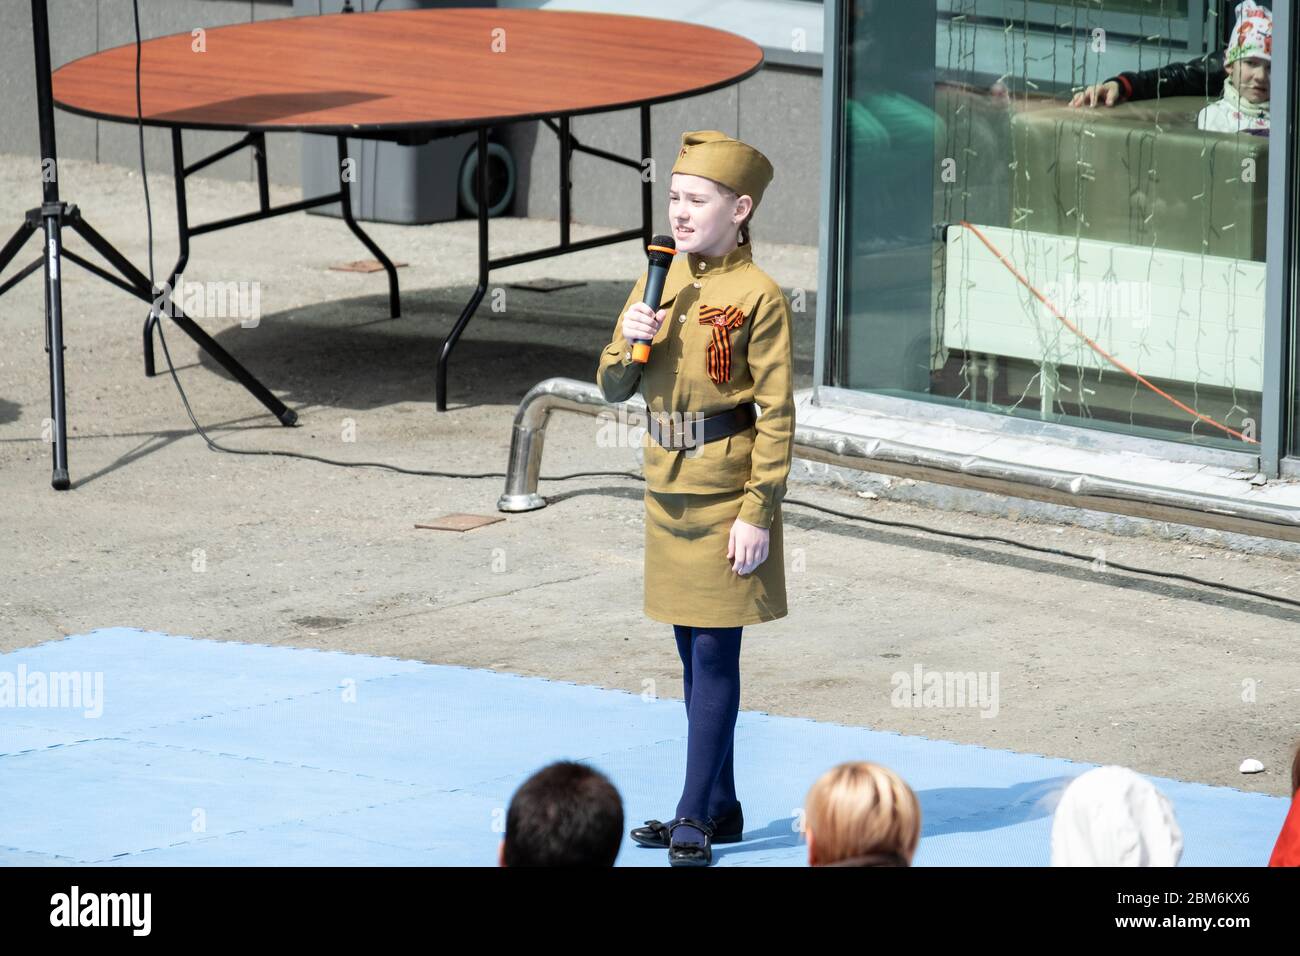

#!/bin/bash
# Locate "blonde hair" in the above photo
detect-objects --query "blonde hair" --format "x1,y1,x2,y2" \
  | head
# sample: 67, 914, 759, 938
804, 761, 921, 864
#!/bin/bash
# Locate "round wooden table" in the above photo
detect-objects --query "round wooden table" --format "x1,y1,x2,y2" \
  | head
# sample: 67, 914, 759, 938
48, 8, 765, 411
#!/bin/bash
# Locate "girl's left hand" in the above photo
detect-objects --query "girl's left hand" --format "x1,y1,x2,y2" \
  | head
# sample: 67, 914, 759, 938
728, 518, 770, 575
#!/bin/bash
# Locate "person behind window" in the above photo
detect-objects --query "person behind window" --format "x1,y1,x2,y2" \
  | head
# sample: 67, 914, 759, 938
1197, 1, 1272, 133
1069, 1, 1271, 108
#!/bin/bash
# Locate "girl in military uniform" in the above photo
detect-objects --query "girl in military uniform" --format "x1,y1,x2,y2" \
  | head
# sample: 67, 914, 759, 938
595, 130, 796, 866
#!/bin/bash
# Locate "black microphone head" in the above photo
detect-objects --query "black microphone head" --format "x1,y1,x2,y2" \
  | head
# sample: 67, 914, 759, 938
646, 234, 677, 268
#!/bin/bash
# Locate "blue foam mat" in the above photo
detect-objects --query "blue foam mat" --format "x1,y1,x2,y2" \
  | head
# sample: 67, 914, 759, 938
0, 627, 1287, 866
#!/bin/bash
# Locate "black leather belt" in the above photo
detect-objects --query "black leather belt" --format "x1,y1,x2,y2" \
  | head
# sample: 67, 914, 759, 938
648, 402, 757, 450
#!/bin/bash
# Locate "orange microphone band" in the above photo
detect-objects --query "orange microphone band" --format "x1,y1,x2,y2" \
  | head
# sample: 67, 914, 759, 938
634, 237, 677, 363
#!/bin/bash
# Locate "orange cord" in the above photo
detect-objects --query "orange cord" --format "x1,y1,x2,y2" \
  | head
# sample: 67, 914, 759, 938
956, 220, 1258, 445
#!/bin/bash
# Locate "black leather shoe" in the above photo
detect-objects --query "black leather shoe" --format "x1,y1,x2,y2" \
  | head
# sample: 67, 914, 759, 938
668, 817, 714, 867
631, 803, 743, 848
711, 802, 744, 842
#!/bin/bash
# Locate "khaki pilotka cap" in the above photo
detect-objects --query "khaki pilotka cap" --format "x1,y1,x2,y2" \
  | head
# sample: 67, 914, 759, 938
670, 130, 774, 213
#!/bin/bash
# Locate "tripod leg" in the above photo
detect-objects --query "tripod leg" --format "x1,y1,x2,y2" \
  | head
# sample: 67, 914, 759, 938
39, 207, 71, 489
67, 215, 298, 427
29, 0, 72, 488
436, 126, 489, 412
0, 220, 41, 299
336, 135, 400, 318
0, 218, 38, 279
640, 105, 653, 249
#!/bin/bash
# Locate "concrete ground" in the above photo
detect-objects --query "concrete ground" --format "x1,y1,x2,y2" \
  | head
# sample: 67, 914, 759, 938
1, 153, 1297, 806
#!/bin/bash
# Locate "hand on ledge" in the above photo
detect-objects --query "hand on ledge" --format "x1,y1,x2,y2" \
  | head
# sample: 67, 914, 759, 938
1069, 80, 1122, 108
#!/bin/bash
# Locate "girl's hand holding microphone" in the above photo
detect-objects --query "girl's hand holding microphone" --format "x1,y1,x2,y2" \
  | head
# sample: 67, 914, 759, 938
621, 302, 667, 356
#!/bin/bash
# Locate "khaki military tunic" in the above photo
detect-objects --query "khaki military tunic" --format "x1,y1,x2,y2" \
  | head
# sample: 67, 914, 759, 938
595, 241, 795, 628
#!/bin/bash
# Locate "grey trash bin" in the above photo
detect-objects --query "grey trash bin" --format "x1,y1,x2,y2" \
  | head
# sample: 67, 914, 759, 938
293, 0, 513, 224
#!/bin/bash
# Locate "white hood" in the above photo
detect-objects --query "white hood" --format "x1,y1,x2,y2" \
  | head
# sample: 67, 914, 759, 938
1051, 766, 1183, 866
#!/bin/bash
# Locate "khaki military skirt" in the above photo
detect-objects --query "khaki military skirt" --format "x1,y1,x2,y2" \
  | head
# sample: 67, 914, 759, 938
643, 487, 787, 629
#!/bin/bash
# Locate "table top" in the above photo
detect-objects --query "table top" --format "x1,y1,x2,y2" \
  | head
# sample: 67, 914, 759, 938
51, 8, 764, 134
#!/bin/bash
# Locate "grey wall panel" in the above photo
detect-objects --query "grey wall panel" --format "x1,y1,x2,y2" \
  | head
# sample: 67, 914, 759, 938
256, 0, 302, 185
2, 0, 100, 164
738, 64, 820, 248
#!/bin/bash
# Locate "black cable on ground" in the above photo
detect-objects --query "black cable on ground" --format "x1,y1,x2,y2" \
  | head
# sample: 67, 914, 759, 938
781, 496, 1300, 610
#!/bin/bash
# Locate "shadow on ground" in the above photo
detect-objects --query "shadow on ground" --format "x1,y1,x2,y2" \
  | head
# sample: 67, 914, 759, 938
182, 281, 817, 411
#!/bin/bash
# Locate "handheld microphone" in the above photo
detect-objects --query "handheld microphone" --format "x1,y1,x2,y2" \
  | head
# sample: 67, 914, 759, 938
631, 234, 677, 364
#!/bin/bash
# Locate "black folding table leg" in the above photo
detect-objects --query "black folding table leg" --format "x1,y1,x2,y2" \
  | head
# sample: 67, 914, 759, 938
68, 214, 297, 426
559, 115, 571, 247
436, 126, 490, 412
336, 135, 400, 318
146, 128, 193, 378
253, 131, 271, 213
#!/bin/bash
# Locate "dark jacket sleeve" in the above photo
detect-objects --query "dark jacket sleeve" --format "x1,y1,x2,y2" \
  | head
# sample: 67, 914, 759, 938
1107, 50, 1226, 102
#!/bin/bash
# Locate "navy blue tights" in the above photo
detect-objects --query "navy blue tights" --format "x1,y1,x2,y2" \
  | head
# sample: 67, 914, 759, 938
672, 624, 742, 846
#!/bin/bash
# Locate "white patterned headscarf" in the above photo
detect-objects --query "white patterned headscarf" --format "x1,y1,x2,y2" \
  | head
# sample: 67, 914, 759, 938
1225, 1, 1273, 66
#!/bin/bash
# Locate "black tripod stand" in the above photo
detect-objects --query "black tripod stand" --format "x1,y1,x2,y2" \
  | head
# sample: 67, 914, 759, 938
0, 0, 297, 491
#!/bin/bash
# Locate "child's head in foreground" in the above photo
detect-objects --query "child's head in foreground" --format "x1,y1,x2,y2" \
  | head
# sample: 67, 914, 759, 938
1050, 765, 1183, 866
1224, 1, 1272, 104
803, 761, 921, 866
499, 761, 623, 866
668, 130, 774, 258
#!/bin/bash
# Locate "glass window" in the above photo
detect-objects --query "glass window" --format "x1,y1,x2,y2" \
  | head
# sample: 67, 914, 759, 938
837, 0, 1275, 452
